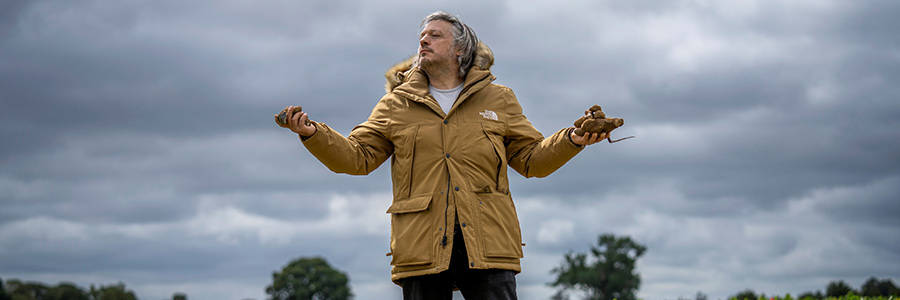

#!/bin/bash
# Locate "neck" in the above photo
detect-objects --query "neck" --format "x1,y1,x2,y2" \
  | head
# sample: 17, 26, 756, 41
422, 65, 463, 89
429, 74, 463, 89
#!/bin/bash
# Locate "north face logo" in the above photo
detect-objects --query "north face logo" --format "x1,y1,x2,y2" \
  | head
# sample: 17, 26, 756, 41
479, 110, 498, 121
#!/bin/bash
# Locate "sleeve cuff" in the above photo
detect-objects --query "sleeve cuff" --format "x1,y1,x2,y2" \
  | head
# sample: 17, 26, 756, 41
566, 127, 585, 148
299, 122, 318, 141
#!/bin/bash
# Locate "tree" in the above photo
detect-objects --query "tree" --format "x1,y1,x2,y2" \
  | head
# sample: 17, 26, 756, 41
797, 290, 823, 300
173, 292, 188, 300
266, 256, 353, 300
4, 279, 49, 300
46, 282, 88, 300
826, 280, 855, 297
0, 277, 10, 300
550, 234, 647, 300
695, 291, 708, 300
861, 277, 900, 297
88, 282, 138, 300
731, 289, 759, 300
42, 282, 89, 300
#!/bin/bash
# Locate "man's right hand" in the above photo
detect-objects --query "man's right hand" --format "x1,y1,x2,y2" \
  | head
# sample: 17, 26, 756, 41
277, 106, 317, 137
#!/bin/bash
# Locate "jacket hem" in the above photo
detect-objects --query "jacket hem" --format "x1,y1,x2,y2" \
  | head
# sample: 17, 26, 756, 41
390, 262, 522, 286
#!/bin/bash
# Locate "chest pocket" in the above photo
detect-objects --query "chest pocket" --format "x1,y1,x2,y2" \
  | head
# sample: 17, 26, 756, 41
482, 122, 508, 193
461, 121, 507, 193
391, 125, 419, 200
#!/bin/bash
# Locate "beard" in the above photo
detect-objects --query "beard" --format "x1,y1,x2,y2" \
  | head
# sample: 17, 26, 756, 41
418, 47, 457, 78
420, 57, 451, 78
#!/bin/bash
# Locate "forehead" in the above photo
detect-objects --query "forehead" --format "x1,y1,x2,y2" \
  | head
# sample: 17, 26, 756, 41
421, 19, 453, 34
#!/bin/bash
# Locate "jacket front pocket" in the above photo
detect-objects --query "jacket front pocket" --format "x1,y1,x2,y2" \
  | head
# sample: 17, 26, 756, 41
390, 125, 418, 200
386, 195, 434, 267
461, 122, 504, 191
482, 123, 509, 193
477, 193, 524, 259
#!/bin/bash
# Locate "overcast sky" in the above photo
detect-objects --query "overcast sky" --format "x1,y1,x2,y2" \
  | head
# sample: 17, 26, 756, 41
2, 1, 899, 299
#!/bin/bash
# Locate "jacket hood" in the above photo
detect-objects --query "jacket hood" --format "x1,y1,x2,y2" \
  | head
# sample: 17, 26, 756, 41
385, 41, 494, 93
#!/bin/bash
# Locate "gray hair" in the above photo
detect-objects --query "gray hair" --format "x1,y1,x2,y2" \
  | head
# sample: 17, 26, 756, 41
420, 11, 478, 78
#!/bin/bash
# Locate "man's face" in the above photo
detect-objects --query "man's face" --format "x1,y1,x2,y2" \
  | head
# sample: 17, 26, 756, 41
418, 20, 460, 74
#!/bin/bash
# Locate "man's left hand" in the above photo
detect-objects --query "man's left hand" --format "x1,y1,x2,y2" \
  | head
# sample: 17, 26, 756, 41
571, 131, 607, 146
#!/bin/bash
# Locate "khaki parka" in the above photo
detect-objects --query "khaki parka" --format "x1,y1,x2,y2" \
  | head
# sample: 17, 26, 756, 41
300, 43, 584, 283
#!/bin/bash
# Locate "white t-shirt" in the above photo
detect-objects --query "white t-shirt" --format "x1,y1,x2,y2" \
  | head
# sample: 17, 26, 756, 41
429, 83, 464, 114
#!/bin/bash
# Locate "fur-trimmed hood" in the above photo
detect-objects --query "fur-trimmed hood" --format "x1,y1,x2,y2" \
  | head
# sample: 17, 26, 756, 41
384, 41, 494, 93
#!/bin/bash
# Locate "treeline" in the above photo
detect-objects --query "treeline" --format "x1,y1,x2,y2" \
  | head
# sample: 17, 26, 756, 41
0, 277, 188, 300
3, 256, 353, 300
731, 277, 900, 300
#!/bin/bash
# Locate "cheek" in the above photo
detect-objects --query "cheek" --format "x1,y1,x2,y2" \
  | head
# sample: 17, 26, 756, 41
443, 45, 457, 57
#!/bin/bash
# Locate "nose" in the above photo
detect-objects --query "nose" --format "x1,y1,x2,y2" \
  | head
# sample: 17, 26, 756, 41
419, 34, 429, 46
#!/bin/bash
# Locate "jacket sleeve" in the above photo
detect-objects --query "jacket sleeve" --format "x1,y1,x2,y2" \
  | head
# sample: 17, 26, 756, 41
502, 88, 583, 178
300, 97, 394, 175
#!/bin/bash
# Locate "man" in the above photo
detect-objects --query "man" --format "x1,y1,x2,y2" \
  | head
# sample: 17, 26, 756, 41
279, 11, 607, 300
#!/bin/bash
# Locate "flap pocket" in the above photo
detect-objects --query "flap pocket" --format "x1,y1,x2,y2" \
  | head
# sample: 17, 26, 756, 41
386, 194, 433, 214
477, 194, 524, 259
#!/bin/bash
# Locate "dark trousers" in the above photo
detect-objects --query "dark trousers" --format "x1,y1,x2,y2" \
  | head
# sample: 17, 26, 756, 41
400, 225, 518, 300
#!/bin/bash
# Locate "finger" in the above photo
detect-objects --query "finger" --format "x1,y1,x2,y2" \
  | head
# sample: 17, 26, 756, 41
282, 106, 292, 126
286, 109, 298, 129
574, 132, 588, 145
577, 132, 595, 145
290, 111, 303, 129
299, 113, 310, 127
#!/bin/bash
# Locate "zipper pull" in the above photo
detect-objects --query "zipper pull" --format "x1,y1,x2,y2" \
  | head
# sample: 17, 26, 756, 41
441, 236, 448, 248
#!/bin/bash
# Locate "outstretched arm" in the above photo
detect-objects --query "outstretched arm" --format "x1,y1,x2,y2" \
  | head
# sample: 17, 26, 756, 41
277, 101, 394, 176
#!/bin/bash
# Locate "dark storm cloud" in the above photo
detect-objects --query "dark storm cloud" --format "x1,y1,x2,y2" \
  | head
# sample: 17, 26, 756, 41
1, 0, 387, 154
1, 0, 392, 219
497, 0, 900, 214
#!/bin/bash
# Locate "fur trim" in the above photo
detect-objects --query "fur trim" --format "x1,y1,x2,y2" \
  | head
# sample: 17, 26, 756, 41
384, 42, 494, 93
472, 41, 494, 71
384, 56, 416, 93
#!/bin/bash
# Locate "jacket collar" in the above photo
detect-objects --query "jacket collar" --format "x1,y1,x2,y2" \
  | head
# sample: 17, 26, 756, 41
385, 42, 496, 117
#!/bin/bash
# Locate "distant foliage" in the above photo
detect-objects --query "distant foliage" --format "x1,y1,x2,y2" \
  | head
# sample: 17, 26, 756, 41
695, 291, 708, 300
49, 282, 89, 300
828, 280, 856, 298
267, 256, 353, 300
0, 278, 10, 300
549, 234, 647, 300
0, 279, 138, 300
749, 295, 899, 300
798, 290, 826, 300
861, 277, 900, 298
88, 283, 138, 300
732, 289, 762, 300
732, 277, 900, 300
3, 279, 51, 300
